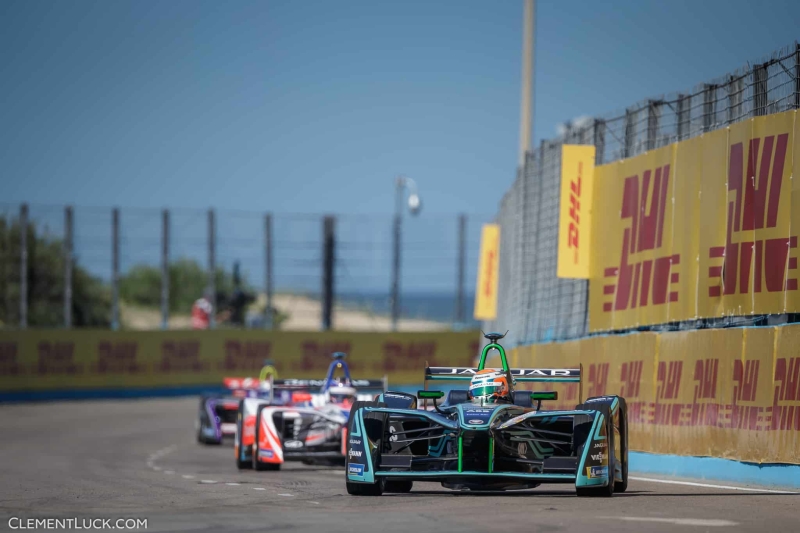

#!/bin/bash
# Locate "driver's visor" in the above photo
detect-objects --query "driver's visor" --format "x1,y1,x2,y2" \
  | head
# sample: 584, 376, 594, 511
469, 384, 500, 397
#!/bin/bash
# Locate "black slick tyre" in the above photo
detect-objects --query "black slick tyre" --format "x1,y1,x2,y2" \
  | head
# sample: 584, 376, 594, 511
345, 400, 387, 496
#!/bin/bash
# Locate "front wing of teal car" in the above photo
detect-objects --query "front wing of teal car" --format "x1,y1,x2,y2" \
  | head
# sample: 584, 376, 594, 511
344, 395, 627, 496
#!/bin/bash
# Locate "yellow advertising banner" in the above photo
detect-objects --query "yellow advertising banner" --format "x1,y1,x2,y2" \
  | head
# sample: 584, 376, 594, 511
590, 110, 800, 331
521, 324, 800, 464
0, 330, 481, 394
474, 223, 501, 320
558, 145, 595, 278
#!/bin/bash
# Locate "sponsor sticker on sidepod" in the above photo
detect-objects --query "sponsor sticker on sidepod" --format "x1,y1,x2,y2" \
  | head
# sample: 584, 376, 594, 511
348, 463, 364, 475
587, 466, 608, 478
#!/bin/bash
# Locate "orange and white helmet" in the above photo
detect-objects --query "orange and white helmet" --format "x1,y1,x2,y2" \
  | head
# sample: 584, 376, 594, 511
469, 369, 511, 405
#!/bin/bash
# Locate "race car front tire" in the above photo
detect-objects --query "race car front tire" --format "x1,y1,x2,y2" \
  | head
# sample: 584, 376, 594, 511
345, 400, 387, 496
575, 404, 615, 498
384, 480, 413, 493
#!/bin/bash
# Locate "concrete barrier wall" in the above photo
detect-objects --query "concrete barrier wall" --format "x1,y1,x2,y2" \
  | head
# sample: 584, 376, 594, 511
0, 330, 480, 400
513, 324, 800, 465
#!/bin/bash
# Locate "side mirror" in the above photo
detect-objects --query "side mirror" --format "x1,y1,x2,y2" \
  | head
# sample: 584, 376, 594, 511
531, 391, 558, 401
417, 390, 444, 400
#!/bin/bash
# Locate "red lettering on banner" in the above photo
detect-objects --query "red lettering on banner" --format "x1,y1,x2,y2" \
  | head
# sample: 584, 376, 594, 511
731, 359, 762, 430
772, 357, 800, 431
587, 363, 609, 398
620, 360, 643, 398
36, 342, 81, 375
708, 133, 797, 297
222, 340, 273, 372
380, 342, 437, 372
689, 359, 719, 426
654, 361, 682, 425
0, 342, 23, 376
563, 383, 579, 402
568, 164, 582, 263
293, 341, 352, 372
96, 341, 143, 374
484, 251, 495, 297
603, 165, 680, 312
159, 340, 208, 373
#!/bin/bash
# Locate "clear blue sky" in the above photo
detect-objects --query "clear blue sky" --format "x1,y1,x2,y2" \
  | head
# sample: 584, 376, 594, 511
2, 0, 799, 302
3, 0, 799, 216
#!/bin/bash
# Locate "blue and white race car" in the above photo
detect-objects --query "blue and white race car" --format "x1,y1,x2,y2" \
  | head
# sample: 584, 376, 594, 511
235, 353, 387, 471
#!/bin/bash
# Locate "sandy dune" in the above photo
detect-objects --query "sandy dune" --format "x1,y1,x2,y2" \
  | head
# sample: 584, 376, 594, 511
120, 293, 448, 331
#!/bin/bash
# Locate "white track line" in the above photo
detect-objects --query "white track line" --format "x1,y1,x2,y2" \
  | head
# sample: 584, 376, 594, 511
630, 476, 797, 494
226, 483, 241, 486
253, 488, 266, 491
603, 517, 737, 527
278, 493, 294, 497
182, 475, 195, 479
200, 480, 217, 484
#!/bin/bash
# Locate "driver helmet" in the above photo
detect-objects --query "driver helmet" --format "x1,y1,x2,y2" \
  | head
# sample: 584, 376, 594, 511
469, 369, 511, 405
328, 383, 357, 406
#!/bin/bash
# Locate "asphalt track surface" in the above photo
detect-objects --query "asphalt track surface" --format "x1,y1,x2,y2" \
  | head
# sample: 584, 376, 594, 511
1, 399, 798, 533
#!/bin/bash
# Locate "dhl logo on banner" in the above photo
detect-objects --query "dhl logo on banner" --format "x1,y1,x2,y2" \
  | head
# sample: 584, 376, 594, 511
590, 110, 799, 331
516, 325, 800, 464
0, 331, 480, 392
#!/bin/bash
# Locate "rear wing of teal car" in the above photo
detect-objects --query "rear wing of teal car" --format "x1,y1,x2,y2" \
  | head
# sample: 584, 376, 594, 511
424, 367, 581, 383
421, 331, 583, 403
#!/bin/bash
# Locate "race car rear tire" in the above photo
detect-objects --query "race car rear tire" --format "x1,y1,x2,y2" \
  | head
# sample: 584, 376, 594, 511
346, 476, 386, 496
385, 480, 413, 493
255, 461, 280, 471
614, 397, 629, 493
345, 400, 387, 497
236, 453, 252, 470
575, 405, 615, 498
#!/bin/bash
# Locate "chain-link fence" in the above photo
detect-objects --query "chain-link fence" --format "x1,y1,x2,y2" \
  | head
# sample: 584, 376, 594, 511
486, 42, 800, 347
0, 205, 491, 331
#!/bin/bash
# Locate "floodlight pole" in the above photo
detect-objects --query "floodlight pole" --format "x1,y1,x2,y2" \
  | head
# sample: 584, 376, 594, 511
390, 176, 421, 331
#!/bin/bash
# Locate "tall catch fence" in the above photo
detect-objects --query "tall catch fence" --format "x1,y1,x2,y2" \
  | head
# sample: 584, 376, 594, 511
485, 42, 800, 347
0, 204, 491, 332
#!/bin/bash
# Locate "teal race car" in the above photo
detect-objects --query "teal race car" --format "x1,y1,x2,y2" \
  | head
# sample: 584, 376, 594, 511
344, 332, 628, 497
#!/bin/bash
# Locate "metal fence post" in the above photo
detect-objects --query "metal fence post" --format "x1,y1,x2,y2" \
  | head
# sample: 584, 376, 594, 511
111, 208, 120, 331
161, 209, 170, 330
390, 181, 402, 331
455, 214, 466, 326
64, 205, 73, 328
647, 100, 661, 151
593, 119, 606, 165
207, 209, 216, 329
676, 94, 689, 140
703, 84, 716, 132
321, 216, 335, 331
753, 63, 768, 116
727, 75, 743, 124
795, 42, 800, 110
19, 204, 28, 329
264, 213, 273, 329
623, 108, 635, 159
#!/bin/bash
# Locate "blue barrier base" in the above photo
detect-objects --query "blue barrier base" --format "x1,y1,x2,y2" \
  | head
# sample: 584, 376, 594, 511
630, 451, 800, 489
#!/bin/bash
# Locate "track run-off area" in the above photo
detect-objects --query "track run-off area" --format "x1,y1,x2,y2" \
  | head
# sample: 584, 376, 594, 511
0, 398, 797, 533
